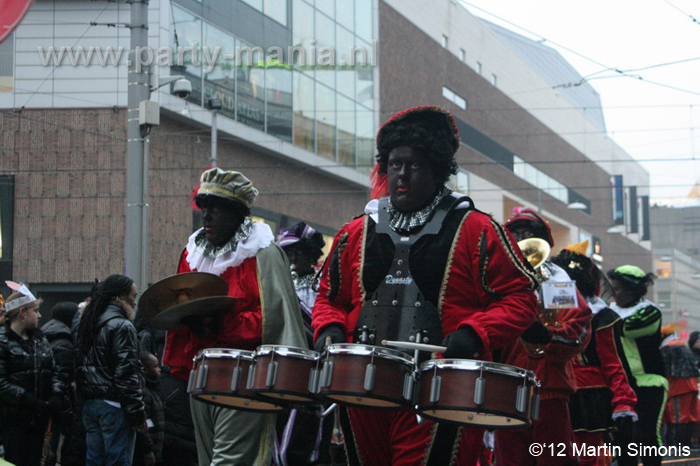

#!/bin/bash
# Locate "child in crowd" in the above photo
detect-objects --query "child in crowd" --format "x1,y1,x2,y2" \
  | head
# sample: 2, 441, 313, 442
134, 352, 164, 466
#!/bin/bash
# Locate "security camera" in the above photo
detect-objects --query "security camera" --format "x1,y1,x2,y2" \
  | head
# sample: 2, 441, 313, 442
172, 78, 192, 99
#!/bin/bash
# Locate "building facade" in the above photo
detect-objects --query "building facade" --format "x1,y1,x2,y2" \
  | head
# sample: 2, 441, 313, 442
1, 0, 653, 313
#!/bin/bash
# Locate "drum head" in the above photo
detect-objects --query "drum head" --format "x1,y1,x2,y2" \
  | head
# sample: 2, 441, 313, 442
193, 393, 283, 412
418, 408, 530, 429
320, 393, 404, 409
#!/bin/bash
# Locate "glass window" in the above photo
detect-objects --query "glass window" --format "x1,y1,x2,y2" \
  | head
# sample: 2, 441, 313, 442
476, 61, 482, 74
491, 74, 497, 86
171, 6, 203, 79
355, 0, 372, 43
337, 94, 355, 166
315, 11, 335, 89
236, 38, 266, 132
356, 103, 374, 174
441, 34, 448, 48
442, 86, 455, 101
292, 0, 315, 76
316, 0, 334, 19
293, 72, 315, 151
337, 0, 355, 32
266, 63, 293, 142
0, 34, 13, 92
242, 0, 263, 12
523, 162, 537, 185
264, 0, 288, 26
315, 83, 336, 159
355, 39, 373, 106
203, 24, 236, 120
336, 26, 355, 99
459, 48, 466, 62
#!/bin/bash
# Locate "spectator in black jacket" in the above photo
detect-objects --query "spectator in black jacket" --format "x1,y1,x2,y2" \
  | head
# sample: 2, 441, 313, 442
134, 352, 164, 466
41, 302, 79, 465
76, 274, 147, 466
0, 283, 65, 466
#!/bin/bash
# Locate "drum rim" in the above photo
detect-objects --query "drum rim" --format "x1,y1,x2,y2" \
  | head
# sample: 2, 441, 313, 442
195, 348, 255, 360
255, 345, 321, 360
419, 359, 537, 382
192, 392, 284, 412
318, 389, 409, 410
252, 387, 318, 404
417, 405, 531, 429
325, 343, 414, 364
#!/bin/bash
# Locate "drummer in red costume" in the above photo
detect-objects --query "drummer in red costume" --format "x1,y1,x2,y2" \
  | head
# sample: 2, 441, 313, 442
498, 208, 592, 466
311, 106, 540, 466
162, 168, 306, 466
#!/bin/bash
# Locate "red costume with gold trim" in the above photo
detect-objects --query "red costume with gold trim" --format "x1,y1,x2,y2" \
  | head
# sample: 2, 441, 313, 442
312, 199, 539, 466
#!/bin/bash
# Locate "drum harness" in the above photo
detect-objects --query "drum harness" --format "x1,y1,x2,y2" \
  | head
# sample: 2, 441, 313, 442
353, 195, 470, 353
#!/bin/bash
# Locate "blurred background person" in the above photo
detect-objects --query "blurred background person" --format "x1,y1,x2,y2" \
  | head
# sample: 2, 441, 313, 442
41, 302, 79, 466
134, 351, 164, 466
607, 266, 666, 466
551, 243, 637, 466
0, 282, 65, 466
75, 274, 147, 466
659, 325, 698, 448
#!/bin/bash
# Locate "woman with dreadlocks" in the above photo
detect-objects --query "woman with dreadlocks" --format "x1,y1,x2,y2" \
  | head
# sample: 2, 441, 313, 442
75, 274, 147, 466
607, 266, 667, 466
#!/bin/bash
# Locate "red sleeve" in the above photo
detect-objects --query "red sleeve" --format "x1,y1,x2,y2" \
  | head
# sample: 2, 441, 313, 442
441, 215, 539, 355
312, 222, 358, 342
596, 325, 637, 412
540, 290, 592, 362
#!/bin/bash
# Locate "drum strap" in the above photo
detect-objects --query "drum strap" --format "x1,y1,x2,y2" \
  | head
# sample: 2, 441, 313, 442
425, 423, 462, 466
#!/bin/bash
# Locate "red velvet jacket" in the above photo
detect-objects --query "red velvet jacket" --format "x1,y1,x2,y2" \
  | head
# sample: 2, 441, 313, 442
312, 205, 539, 359
572, 301, 636, 413
499, 263, 592, 401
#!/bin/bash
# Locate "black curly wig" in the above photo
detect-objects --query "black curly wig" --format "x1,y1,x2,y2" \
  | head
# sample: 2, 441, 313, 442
376, 120, 458, 186
606, 269, 656, 300
551, 250, 599, 298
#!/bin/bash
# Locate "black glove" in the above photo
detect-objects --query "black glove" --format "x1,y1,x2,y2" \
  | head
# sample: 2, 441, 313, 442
314, 325, 346, 352
613, 414, 636, 448
520, 321, 551, 345
442, 326, 482, 359
22, 392, 47, 415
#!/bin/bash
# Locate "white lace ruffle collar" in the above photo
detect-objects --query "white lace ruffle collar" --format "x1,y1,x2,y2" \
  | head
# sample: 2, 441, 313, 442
185, 222, 274, 275
365, 193, 471, 224
609, 298, 654, 320
586, 296, 608, 314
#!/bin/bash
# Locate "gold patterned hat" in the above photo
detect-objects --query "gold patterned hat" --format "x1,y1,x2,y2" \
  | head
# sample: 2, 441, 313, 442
196, 168, 258, 208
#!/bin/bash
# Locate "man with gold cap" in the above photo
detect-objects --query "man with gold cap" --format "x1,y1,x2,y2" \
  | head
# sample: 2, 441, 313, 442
162, 168, 306, 466
312, 106, 540, 465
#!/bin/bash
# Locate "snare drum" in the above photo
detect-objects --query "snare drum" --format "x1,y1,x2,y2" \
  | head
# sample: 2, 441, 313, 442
318, 343, 414, 409
188, 348, 283, 412
250, 345, 321, 405
416, 359, 539, 428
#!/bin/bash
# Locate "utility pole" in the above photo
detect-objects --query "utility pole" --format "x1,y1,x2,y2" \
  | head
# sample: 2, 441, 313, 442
208, 97, 222, 167
125, 0, 150, 293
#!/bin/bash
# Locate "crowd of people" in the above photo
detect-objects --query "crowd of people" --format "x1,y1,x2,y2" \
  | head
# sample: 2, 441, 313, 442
0, 106, 695, 466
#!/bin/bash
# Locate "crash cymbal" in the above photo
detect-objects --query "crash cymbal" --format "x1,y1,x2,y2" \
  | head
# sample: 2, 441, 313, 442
138, 272, 228, 321
151, 296, 238, 330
